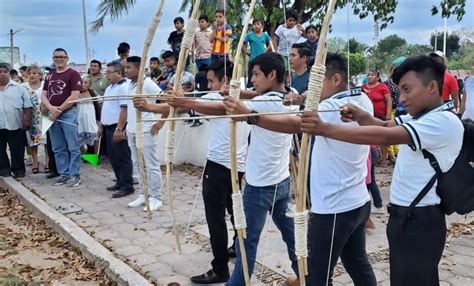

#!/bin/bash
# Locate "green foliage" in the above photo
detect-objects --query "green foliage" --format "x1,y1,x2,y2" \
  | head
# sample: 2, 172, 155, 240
348, 53, 367, 80
430, 31, 461, 58
90, 0, 137, 33
377, 35, 407, 55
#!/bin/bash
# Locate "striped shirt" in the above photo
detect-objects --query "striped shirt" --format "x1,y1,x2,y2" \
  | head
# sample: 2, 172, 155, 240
212, 24, 232, 55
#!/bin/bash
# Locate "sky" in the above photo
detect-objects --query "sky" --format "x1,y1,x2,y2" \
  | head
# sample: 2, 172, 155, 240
0, 0, 473, 66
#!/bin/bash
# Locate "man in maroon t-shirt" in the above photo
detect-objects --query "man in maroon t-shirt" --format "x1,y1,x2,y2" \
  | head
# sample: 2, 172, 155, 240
41, 48, 83, 187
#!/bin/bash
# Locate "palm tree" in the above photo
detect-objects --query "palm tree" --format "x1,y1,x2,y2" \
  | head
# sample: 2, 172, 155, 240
90, 0, 137, 33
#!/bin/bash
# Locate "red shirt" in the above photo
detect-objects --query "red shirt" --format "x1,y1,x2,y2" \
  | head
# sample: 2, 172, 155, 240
43, 68, 82, 107
442, 72, 459, 101
362, 83, 390, 117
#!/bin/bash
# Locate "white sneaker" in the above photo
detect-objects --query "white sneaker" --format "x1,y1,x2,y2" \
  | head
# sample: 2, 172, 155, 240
128, 194, 145, 208
144, 198, 163, 212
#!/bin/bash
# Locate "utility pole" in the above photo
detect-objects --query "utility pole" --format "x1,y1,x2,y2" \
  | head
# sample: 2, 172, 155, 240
434, 29, 438, 51
9, 29, 23, 68
82, 0, 91, 67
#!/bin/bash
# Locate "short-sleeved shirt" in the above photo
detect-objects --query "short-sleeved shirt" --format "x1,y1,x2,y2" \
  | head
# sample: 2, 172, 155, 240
362, 83, 390, 117
169, 71, 195, 86
463, 76, 474, 120
383, 79, 400, 109
168, 30, 184, 57
442, 72, 459, 101
392, 103, 463, 207
88, 73, 108, 96
244, 90, 299, 186
194, 29, 212, 59
291, 70, 309, 94
196, 92, 250, 172
0, 80, 33, 130
100, 79, 129, 126
274, 24, 303, 56
211, 24, 232, 55
310, 88, 373, 214
305, 39, 318, 56
43, 68, 82, 107
127, 78, 162, 133
244, 31, 271, 61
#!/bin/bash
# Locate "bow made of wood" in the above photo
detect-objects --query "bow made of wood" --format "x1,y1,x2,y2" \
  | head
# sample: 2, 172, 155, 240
227, 1, 257, 285
135, 0, 166, 220
164, 0, 202, 255
294, 0, 337, 285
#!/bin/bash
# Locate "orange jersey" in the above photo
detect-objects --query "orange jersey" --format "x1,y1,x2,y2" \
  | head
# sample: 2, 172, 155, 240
212, 24, 232, 55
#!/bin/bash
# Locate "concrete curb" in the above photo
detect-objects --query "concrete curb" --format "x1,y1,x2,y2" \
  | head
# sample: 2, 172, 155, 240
1, 177, 152, 286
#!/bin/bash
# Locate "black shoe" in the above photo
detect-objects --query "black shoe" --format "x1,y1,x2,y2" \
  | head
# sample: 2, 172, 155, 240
191, 121, 203, 127
46, 172, 60, 179
112, 189, 134, 198
106, 184, 121, 191
13, 173, 25, 178
0, 172, 11, 177
227, 246, 236, 258
190, 270, 229, 284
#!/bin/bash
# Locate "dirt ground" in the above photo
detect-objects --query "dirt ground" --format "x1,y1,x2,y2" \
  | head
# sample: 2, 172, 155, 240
0, 188, 114, 285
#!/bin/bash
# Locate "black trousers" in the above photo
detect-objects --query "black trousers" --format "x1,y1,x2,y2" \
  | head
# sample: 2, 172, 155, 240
46, 131, 58, 174
202, 160, 243, 275
387, 204, 446, 286
306, 201, 376, 286
0, 129, 27, 176
104, 124, 133, 191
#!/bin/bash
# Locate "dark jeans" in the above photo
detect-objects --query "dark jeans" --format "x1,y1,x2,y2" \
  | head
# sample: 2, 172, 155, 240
46, 131, 58, 174
104, 124, 133, 191
211, 54, 228, 62
387, 204, 446, 286
307, 201, 376, 286
202, 160, 241, 275
0, 129, 27, 176
367, 148, 383, 208
246, 62, 253, 88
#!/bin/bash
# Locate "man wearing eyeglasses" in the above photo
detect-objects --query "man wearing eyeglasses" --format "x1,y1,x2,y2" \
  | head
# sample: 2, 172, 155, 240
41, 48, 83, 187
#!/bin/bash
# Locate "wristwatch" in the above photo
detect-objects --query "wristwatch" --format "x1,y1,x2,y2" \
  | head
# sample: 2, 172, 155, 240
247, 110, 259, 125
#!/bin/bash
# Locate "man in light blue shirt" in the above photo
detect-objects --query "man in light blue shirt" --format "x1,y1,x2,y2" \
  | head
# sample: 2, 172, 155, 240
0, 62, 32, 177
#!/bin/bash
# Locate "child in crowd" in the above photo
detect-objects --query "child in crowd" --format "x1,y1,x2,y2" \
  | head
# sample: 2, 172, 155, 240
194, 15, 212, 71
272, 10, 305, 72
210, 9, 232, 61
304, 25, 319, 57
158, 51, 177, 91
243, 18, 271, 87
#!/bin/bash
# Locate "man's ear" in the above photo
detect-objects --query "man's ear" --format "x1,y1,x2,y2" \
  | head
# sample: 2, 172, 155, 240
333, 73, 343, 87
269, 70, 277, 81
429, 80, 439, 96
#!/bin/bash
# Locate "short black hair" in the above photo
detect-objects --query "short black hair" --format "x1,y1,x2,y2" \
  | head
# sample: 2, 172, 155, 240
291, 43, 311, 59
253, 18, 264, 25
106, 61, 124, 75
117, 42, 130, 54
53, 48, 68, 56
207, 59, 233, 82
126, 56, 141, 68
150, 57, 159, 63
161, 50, 176, 60
9, 69, 18, 76
215, 9, 225, 15
286, 10, 299, 21
90, 59, 102, 69
392, 55, 446, 96
0, 63, 11, 72
174, 17, 184, 24
19, 66, 27, 71
306, 24, 318, 33
250, 52, 285, 83
199, 15, 209, 22
325, 53, 348, 84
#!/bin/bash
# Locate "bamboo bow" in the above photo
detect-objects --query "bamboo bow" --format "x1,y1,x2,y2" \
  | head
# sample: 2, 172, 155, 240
135, 0, 166, 220
164, 0, 202, 254
294, 0, 337, 285
227, 1, 257, 285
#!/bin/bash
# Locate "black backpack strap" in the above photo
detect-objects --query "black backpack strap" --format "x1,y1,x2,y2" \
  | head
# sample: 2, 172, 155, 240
406, 174, 437, 218
406, 149, 442, 218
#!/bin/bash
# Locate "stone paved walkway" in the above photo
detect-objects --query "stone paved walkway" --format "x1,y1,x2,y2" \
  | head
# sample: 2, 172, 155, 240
16, 158, 474, 285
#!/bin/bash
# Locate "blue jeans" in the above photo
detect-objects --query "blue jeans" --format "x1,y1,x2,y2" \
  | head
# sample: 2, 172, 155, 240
195, 58, 211, 71
49, 108, 81, 177
367, 148, 383, 208
227, 177, 298, 285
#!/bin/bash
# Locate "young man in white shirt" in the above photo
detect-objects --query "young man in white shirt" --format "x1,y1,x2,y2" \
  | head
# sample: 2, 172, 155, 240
221, 52, 300, 285
124, 56, 164, 211
160, 59, 250, 284
98, 62, 134, 198
299, 55, 463, 285
224, 53, 377, 285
